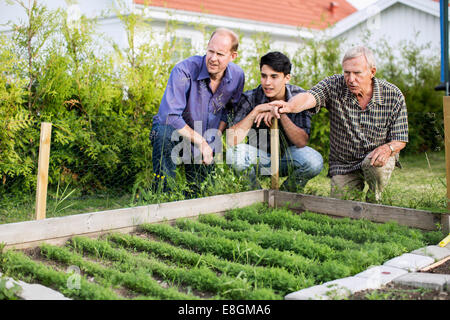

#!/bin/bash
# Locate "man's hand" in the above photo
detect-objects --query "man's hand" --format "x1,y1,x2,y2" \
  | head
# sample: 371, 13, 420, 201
269, 92, 317, 117
254, 111, 274, 127
250, 103, 277, 127
201, 141, 214, 165
253, 103, 290, 127
368, 144, 392, 167
268, 100, 289, 119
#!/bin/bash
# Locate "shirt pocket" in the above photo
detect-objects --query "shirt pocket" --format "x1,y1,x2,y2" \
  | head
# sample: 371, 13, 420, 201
365, 118, 389, 145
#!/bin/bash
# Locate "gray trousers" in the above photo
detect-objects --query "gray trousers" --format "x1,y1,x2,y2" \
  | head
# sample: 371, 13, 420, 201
330, 154, 396, 203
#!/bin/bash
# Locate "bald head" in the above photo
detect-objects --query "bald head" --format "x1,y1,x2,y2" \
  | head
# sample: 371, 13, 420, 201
208, 28, 239, 52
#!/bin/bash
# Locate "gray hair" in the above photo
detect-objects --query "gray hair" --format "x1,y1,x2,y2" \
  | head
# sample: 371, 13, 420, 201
342, 46, 376, 69
209, 28, 239, 52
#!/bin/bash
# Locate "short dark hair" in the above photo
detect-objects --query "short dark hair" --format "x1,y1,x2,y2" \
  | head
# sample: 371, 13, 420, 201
260, 51, 291, 75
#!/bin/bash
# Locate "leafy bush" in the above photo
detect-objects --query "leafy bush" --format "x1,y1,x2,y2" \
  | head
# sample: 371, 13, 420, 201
0, 1, 444, 199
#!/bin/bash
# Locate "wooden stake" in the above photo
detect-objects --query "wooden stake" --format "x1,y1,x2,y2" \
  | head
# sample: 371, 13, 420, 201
35, 122, 52, 220
419, 256, 450, 272
443, 97, 450, 234
271, 118, 279, 189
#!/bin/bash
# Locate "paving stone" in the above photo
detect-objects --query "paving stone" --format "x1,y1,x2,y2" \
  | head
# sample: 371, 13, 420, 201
354, 265, 408, 286
284, 276, 381, 300
16, 281, 71, 300
393, 272, 450, 291
324, 276, 381, 294
411, 246, 450, 261
383, 253, 435, 272
284, 284, 335, 300
1, 273, 70, 300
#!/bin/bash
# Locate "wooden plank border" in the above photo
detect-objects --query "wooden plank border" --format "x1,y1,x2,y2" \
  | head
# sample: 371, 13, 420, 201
1, 189, 445, 250
270, 190, 442, 231
0, 190, 267, 250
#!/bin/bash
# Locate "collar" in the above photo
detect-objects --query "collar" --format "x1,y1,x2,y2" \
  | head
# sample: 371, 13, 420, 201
344, 77, 382, 106
284, 84, 294, 101
371, 77, 382, 105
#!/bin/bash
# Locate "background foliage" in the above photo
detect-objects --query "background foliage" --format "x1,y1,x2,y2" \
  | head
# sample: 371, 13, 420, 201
0, 0, 444, 199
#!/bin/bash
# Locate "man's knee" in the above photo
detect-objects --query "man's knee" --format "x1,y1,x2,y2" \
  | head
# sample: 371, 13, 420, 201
288, 146, 324, 177
150, 123, 177, 146
307, 150, 324, 177
361, 154, 395, 183
151, 124, 183, 177
226, 144, 258, 172
330, 173, 365, 200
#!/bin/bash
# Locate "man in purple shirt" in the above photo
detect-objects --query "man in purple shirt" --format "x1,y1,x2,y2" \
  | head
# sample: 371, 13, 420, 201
151, 28, 245, 195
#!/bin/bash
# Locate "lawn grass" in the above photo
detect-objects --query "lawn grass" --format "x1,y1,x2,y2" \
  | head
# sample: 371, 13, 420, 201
302, 151, 447, 212
0, 151, 446, 225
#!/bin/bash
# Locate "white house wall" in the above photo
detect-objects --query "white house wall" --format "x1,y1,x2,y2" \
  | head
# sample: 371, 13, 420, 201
335, 2, 440, 58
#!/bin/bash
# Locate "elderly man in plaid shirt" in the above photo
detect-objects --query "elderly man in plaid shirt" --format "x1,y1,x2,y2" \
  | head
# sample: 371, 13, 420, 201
269, 46, 408, 203
226, 52, 323, 192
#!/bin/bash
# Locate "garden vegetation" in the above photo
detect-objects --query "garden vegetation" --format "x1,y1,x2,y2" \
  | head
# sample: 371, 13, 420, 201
0, 1, 445, 217
0, 204, 444, 300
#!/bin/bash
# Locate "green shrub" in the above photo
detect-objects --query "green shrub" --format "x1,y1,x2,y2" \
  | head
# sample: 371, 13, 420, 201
0, 1, 444, 199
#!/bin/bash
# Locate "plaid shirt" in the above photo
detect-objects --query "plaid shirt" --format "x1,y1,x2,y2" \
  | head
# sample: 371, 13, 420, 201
231, 84, 311, 154
308, 74, 408, 176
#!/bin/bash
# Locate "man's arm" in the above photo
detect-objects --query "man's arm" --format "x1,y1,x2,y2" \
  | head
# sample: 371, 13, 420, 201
178, 125, 214, 165
226, 103, 273, 146
368, 141, 406, 167
271, 92, 318, 117
279, 114, 309, 148
370, 92, 409, 167
218, 121, 227, 134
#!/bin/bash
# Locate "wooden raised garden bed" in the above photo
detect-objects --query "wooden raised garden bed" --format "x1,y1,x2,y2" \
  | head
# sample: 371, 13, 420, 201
0, 190, 446, 300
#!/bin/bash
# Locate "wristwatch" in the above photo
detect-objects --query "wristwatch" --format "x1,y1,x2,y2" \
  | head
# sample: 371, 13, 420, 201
387, 143, 395, 154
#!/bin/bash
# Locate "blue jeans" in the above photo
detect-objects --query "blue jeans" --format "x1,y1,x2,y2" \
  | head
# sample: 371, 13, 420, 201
150, 122, 214, 194
226, 144, 323, 191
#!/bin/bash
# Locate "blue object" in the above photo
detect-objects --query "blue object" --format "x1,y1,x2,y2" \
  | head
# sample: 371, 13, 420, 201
440, 0, 449, 93
152, 55, 244, 136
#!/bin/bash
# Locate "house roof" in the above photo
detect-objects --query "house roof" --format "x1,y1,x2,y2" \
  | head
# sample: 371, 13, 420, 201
133, 0, 357, 30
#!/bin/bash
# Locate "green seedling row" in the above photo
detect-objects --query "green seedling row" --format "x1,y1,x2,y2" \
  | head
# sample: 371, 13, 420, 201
184, 216, 335, 261
175, 218, 404, 274
39, 243, 193, 300
224, 204, 440, 249
0, 203, 443, 300
141, 223, 353, 282
0, 250, 120, 300
107, 232, 314, 294
197, 213, 409, 261
70, 236, 280, 300
294, 210, 444, 244
197, 213, 364, 251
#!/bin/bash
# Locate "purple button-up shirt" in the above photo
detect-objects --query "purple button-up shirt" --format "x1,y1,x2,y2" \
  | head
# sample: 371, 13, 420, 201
153, 55, 245, 144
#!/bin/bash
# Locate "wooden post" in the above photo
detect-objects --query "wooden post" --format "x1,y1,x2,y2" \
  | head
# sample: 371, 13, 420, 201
35, 122, 52, 220
443, 96, 450, 234
271, 118, 279, 189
